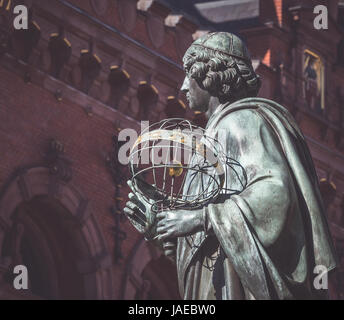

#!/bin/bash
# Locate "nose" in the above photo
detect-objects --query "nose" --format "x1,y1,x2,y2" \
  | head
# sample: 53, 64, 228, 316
180, 76, 190, 94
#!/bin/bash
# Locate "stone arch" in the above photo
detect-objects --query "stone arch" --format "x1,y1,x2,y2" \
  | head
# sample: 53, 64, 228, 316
120, 236, 180, 300
0, 166, 113, 299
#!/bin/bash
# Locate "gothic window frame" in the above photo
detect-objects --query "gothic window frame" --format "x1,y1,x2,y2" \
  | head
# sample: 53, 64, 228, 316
302, 49, 325, 111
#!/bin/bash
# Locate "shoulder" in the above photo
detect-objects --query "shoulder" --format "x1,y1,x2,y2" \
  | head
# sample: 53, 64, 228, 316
215, 107, 268, 139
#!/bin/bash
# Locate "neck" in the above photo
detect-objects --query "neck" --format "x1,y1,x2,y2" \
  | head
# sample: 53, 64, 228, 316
204, 97, 219, 120
205, 96, 231, 120
205, 95, 242, 119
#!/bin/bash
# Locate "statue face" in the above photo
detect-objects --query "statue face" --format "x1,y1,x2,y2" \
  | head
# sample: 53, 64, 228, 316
180, 75, 211, 113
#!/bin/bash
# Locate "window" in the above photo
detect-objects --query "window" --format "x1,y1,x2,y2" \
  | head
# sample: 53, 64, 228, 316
303, 49, 325, 112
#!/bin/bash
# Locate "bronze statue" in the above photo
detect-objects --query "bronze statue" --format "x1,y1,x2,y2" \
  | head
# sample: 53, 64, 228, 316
124, 32, 337, 300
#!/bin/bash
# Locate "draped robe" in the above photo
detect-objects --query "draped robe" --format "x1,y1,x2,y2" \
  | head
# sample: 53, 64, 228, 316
175, 97, 337, 300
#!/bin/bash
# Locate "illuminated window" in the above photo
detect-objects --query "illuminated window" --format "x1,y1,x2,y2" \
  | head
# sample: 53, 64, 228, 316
303, 50, 325, 111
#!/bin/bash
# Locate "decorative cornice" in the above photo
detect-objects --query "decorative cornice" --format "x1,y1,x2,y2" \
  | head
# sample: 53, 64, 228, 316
0, 52, 141, 130
56, 0, 183, 69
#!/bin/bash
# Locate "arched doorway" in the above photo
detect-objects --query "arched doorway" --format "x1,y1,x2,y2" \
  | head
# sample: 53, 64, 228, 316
120, 237, 180, 300
3, 196, 89, 299
139, 254, 180, 300
0, 167, 113, 299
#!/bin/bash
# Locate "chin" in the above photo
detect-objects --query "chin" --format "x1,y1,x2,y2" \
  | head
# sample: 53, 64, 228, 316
189, 104, 197, 111
189, 102, 205, 113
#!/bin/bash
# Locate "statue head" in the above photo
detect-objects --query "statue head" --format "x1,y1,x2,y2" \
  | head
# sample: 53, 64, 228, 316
181, 32, 261, 112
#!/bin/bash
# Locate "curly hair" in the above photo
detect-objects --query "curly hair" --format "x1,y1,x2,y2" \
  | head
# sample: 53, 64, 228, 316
183, 45, 261, 104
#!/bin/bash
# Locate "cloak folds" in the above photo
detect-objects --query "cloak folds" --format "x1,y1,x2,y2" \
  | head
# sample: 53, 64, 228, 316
176, 97, 337, 300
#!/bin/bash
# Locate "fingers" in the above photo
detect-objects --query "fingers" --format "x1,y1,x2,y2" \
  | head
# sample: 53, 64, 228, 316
158, 231, 172, 241
127, 180, 137, 197
156, 217, 174, 240
156, 212, 167, 220
156, 214, 168, 228
126, 200, 147, 221
123, 206, 134, 217
124, 207, 145, 227
156, 212, 170, 231
127, 179, 135, 192
124, 203, 147, 227
156, 224, 169, 234
126, 200, 135, 210
128, 192, 145, 212
136, 210, 147, 223
126, 200, 138, 211
125, 212, 145, 227
163, 241, 176, 257
127, 180, 155, 205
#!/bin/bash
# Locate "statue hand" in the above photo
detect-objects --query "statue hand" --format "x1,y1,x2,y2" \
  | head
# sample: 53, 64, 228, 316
156, 209, 204, 241
124, 180, 156, 238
